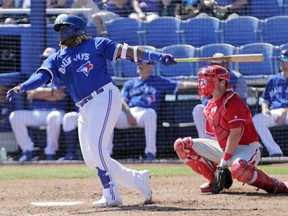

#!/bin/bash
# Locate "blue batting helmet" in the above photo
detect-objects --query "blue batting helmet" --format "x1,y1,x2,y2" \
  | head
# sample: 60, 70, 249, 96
280, 49, 288, 62
53, 14, 87, 37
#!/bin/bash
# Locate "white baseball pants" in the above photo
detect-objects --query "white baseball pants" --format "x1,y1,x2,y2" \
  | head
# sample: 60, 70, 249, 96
9, 109, 64, 155
252, 108, 287, 156
192, 104, 210, 139
107, 107, 157, 155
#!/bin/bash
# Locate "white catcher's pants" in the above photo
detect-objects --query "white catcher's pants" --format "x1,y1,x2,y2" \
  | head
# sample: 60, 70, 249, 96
192, 138, 261, 166
9, 109, 64, 155
252, 108, 287, 156
107, 107, 157, 155
78, 82, 146, 189
192, 104, 210, 139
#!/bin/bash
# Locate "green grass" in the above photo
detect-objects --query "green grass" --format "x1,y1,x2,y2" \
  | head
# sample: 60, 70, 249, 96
0, 163, 287, 180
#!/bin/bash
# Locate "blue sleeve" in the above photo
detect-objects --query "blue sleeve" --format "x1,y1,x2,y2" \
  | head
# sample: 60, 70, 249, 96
121, 81, 131, 101
95, 37, 119, 61
261, 77, 273, 104
20, 70, 51, 91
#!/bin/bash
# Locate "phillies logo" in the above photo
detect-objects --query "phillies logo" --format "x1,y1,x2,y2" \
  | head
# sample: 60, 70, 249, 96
77, 61, 94, 77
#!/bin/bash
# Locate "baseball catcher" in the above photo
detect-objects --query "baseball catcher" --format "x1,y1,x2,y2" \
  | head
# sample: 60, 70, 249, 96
174, 65, 288, 194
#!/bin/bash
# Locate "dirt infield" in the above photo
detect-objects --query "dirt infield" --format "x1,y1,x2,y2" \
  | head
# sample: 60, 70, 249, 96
1, 164, 288, 216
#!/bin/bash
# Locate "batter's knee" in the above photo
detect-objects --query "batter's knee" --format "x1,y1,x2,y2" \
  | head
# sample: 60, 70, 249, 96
231, 159, 254, 183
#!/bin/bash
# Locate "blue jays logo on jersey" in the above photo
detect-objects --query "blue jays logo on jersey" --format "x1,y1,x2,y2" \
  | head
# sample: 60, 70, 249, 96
77, 61, 94, 77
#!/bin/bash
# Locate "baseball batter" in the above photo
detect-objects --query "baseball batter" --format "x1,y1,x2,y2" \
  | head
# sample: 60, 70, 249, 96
6, 14, 176, 207
174, 65, 288, 194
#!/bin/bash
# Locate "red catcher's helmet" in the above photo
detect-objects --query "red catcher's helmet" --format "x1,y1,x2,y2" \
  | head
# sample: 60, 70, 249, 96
197, 65, 230, 98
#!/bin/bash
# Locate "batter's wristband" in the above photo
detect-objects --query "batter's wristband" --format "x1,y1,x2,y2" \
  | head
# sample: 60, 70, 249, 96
142, 50, 162, 62
223, 152, 232, 161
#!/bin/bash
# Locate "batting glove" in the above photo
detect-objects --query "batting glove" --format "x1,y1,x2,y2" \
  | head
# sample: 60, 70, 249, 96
160, 54, 177, 66
6, 86, 23, 102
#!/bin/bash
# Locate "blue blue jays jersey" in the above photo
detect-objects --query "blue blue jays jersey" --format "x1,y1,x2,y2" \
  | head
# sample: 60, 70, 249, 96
38, 37, 119, 103
121, 75, 178, 113
261, 73, 288, 109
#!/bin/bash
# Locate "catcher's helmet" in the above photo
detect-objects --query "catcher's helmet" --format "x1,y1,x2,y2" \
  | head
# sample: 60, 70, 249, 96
279, 49, 288, 62
53, 14, 87, 37
197, 65, 230, 98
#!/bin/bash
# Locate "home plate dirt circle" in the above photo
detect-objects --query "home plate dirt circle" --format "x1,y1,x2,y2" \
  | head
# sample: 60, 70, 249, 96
31, 201, 83, 206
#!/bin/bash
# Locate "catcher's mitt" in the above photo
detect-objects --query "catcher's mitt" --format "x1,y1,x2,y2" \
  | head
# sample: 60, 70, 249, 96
212, 167, 233, 194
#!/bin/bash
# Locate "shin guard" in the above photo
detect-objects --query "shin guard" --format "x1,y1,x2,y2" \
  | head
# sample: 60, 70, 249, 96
231, 159, 288, 193
174, 137, 216, 181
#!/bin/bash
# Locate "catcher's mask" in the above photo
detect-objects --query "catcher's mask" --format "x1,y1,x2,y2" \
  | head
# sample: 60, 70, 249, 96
53, 14, 87, 37
197, 65, 230, 98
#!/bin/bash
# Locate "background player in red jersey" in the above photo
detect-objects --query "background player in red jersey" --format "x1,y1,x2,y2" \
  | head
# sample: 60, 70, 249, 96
174, 64, 288, 194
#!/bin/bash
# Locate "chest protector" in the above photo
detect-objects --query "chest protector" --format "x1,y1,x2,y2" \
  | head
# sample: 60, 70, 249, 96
204, 91, 235, 148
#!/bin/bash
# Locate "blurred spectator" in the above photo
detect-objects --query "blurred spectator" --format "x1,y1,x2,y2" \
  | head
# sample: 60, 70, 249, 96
92, 0, 134, 36
130, 0, 162, 21
9, 47, 70, 162
0, 0, 30, 24
70, 0, 101, 23
176, 0, 248, 20
46, 0, 74, 23
58, 110, 80, 161
175, 0, 200, 20
192, 52, 248, 138
108, 61, 196, 160
160, 0, 180, 17
252, 50, 288, 157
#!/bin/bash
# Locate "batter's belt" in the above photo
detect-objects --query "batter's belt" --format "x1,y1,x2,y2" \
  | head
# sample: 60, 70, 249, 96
76, 82, 114, 107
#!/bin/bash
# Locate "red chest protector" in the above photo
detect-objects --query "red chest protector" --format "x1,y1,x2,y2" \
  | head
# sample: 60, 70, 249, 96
204, 91, 235, 148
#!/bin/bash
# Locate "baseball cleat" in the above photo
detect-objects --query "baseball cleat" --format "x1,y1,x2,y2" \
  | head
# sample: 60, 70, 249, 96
139, 170, 152, 204
92, 188, 122, 208
200, 182, 213, 193
92, 196, 122, 208
273, 179, 288, 193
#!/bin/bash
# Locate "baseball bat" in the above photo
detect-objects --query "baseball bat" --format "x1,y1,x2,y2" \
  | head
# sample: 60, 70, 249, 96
174, 54, 264, 63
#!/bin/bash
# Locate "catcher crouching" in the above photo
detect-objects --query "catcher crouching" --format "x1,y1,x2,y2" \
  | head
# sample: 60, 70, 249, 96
174, 65, 288, 194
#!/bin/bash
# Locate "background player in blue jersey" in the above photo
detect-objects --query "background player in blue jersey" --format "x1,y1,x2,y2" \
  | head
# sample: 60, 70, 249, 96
6, 14, 176, 208
9, 47, 69, 162
108, 61, 196, 160
252, 50, 288, 157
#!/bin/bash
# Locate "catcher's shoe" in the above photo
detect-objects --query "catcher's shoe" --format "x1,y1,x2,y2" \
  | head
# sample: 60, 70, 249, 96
138, 170, 152, 204
200, 182, 213, 193
92, 187, 122, 208
273, 179, 288, 193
